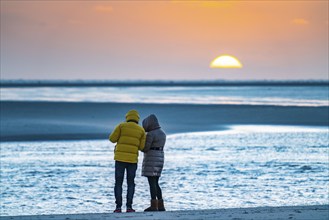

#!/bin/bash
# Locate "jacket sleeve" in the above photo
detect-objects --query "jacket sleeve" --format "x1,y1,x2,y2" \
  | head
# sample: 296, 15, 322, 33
139, 131, 146, 151
142, 132, 153, 152
109, 124, 121, 143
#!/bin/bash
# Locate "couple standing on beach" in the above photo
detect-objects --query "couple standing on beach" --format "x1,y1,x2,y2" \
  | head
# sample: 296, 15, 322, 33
109, 110, 166, 213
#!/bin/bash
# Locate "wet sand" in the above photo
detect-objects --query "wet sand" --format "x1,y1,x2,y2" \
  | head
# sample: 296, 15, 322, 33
1, 101, 328, 141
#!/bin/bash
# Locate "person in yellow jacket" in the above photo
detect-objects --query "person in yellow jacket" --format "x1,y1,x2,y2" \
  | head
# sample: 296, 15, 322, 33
109, 109, 146, 213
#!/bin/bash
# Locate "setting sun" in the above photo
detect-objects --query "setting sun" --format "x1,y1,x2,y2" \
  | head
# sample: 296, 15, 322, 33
210, 55, 243, 68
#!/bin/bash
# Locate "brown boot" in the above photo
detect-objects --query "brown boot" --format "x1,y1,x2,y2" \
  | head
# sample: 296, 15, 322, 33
144, 199, 158, 212
158, 199, 166, 211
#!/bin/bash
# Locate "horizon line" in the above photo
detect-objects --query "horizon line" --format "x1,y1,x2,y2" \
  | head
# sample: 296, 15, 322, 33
0, 79, 328, 88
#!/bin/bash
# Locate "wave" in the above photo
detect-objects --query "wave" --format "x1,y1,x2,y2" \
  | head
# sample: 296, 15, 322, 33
1, 85, 328, 106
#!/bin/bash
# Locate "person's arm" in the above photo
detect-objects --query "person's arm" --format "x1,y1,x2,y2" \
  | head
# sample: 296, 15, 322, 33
139, 131, 146, 151
109, 124, 121, 143
142, 132, 153, 152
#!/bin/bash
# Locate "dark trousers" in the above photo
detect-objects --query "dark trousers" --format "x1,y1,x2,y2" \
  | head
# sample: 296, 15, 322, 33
114, 161, 137, 208
147, 176, 162, 200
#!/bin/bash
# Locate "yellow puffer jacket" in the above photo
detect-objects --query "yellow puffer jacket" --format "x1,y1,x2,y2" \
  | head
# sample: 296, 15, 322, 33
109, 110, 146, 163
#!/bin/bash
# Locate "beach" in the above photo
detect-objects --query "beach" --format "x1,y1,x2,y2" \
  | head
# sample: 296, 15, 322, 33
1, 101, 328, 142
1, 98, 328, 218
1, 205, 328, 220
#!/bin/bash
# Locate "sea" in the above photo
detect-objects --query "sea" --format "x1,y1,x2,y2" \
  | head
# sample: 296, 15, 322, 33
0, 81, 328, 216
0, 81, 328, 106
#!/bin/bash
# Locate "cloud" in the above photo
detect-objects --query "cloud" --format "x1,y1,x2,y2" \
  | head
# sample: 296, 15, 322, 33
291, 18, 310, 25
93, 5, 113, 13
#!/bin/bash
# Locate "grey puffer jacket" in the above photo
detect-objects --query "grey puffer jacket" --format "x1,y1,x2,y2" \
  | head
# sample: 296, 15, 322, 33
141, 114, 166, 177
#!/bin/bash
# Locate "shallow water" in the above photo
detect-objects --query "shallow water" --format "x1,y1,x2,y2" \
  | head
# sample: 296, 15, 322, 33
1, 86, 328, 106
1, 125, 328, 216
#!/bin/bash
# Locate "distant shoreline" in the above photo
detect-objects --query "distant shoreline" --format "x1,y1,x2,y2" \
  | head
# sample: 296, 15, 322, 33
1, 80, 328, 88
1, 101, 328, 142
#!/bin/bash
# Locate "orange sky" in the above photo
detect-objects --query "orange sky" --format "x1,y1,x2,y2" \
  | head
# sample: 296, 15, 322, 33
1, 1, 328, 80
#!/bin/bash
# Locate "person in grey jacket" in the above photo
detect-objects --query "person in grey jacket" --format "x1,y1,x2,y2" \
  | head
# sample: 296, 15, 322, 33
142, 114, 166, 212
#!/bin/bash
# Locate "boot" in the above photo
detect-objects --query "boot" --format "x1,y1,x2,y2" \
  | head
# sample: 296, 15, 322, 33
144, 199, 158, 212
158, 199, 166, 211
113, 207, 122, 213
126, 207, 135, 213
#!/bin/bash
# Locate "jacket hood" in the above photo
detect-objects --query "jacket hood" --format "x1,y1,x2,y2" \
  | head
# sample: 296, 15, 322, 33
142, 114, 160, 132
125, 109, 140, 123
